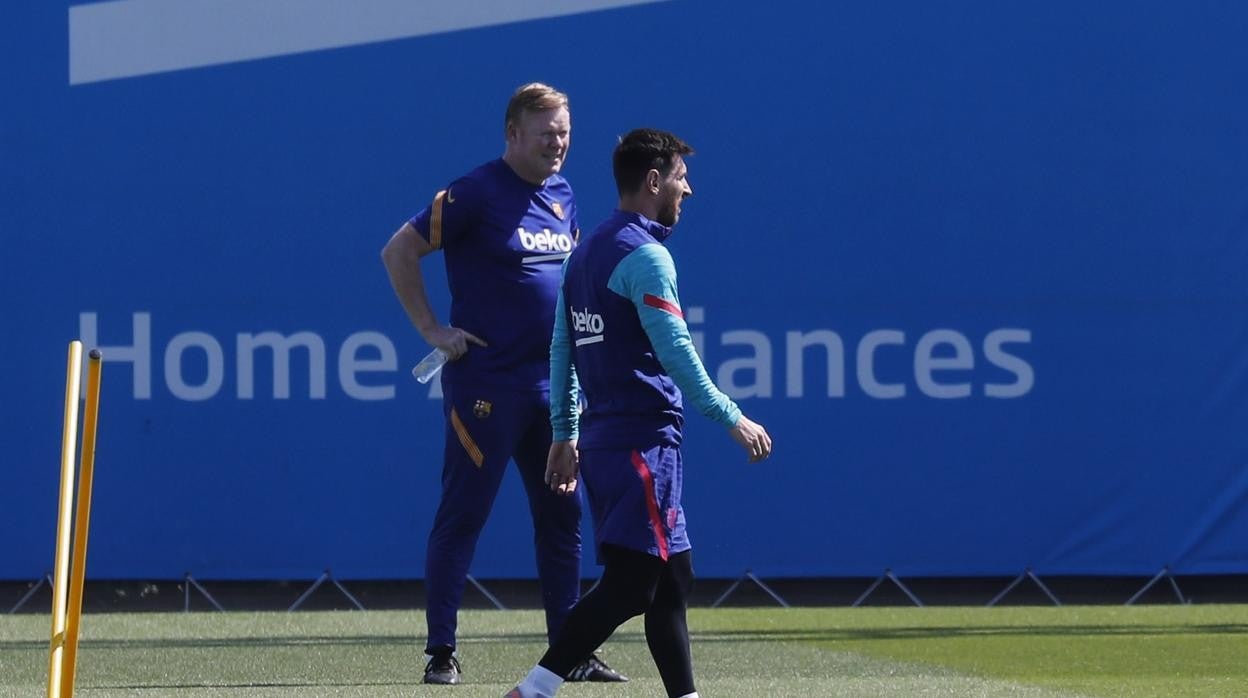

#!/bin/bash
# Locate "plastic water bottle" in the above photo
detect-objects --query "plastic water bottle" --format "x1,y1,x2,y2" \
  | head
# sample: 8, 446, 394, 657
411, 348, 449, 384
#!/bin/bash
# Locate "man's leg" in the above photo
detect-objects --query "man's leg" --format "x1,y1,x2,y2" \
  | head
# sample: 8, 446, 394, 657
645, 550, 696, 697
538, 545, 664, 676
424, 387, 521, 682
513, 394, 627, 682
423, 451, 506, 650
512, 397, 581, 643
507, 444, 674, 695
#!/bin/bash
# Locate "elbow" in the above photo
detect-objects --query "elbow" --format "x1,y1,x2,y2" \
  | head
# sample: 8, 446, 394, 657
380, 238, 401, 270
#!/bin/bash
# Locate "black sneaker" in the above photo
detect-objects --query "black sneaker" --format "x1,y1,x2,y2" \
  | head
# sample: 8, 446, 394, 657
423, 650, 461, 685
566, 653, 628, 682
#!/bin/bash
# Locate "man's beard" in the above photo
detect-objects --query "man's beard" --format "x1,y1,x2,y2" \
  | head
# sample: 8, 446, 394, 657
657, 198, 679, 226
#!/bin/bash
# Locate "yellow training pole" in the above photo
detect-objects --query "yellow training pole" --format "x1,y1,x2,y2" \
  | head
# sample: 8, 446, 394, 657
48, 341, 83, 698
60, 349, 102, 698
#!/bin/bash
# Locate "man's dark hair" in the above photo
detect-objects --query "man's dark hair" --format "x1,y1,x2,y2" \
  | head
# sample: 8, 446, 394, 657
612, 128, 694, 196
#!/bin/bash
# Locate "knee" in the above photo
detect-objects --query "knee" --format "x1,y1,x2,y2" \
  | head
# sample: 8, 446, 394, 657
603, 580, 656, 619
532, 497, 582, 535
430, 508, 490, 541
653, 554, 695, 611
616, 590, 655, 619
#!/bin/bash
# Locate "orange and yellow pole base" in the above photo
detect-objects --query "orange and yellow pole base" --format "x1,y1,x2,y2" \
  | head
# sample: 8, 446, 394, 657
48, 342, 102, 698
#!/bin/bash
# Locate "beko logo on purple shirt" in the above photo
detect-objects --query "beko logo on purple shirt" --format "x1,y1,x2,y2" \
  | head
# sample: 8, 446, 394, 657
517, 228, 574, 253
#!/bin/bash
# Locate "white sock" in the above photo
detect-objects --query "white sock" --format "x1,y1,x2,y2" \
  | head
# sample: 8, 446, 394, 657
517, 665, 563, 697
677, 693, 700, 698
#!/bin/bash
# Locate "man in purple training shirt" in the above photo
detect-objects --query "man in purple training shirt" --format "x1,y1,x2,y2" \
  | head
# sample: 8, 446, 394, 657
381, 83, 625, 686
506, 128, 773, 698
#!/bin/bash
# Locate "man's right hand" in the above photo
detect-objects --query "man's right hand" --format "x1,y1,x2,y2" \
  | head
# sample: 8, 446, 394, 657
423, 325, 487, 361
729, 415, 772, 463
545, 440, 580, 495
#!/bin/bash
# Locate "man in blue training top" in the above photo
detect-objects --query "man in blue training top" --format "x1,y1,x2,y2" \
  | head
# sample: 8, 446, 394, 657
381, 83, 625, 686
506, 128, 773, 698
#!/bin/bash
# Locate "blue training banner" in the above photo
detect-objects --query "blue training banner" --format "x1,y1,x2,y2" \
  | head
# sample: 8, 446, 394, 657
3, 1, 1247, 580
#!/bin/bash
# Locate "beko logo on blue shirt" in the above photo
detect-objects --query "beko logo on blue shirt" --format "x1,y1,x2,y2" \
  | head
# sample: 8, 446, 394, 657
571, 308, 605, 334
517, 227, 573, 252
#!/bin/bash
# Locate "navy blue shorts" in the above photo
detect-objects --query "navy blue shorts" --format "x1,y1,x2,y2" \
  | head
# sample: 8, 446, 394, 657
579, 444, 689, 561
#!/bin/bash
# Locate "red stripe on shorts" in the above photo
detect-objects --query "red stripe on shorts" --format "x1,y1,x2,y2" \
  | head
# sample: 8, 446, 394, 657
642, 293, 683, 319
630, 450, 669, 561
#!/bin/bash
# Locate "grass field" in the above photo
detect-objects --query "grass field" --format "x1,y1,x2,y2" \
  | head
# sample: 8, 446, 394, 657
3, 606, 1247, 696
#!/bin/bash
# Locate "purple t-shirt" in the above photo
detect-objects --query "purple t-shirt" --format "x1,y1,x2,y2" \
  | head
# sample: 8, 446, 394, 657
409, 159, 578, 390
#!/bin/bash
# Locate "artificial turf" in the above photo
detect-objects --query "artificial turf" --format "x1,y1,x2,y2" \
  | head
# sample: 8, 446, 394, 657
2, 606, 1245, 696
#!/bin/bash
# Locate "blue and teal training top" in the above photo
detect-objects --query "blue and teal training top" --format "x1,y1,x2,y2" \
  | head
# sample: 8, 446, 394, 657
551, 209, 741, 448
409, 159, 578, 390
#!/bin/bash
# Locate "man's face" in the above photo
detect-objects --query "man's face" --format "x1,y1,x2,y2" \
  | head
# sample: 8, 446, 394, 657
507, 106, 571, 183
655, 155, 693, 227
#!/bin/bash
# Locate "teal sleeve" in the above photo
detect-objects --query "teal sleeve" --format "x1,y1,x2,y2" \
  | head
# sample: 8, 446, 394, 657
549, 264, 580, 440
608, 244, 742, 428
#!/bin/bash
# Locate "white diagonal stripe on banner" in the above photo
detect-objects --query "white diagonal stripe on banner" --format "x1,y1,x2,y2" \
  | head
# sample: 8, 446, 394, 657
69, 0, 674, 85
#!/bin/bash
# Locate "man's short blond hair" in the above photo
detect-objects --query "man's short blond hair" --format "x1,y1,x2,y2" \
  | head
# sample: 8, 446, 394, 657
505, 82, 569, 131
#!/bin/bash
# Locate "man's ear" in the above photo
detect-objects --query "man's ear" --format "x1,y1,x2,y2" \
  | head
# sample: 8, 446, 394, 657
647, 169, 661, 194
